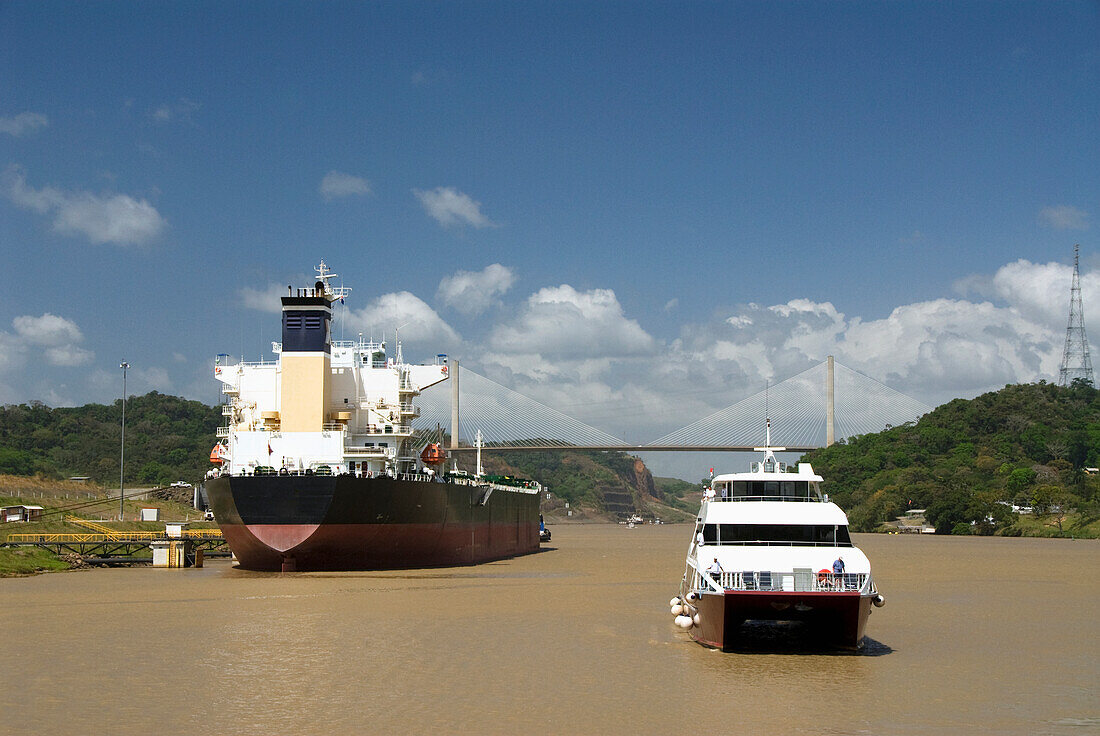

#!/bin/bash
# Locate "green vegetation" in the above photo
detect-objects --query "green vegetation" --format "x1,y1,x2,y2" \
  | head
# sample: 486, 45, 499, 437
0, 392, 221, 486
653, 476, 701, 511
802, 380, 1100, 537
10, 381, 1098, 537
1, 478, 220, 575
461, 450, 697, 521
0, 546, 73, 576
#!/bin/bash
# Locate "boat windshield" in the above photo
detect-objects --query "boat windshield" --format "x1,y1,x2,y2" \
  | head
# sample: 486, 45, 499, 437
712, 480, 819, 501
701, 523, 853, 546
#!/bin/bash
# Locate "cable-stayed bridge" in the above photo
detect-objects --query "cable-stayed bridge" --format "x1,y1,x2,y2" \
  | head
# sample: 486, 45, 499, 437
414, 357, 932, 454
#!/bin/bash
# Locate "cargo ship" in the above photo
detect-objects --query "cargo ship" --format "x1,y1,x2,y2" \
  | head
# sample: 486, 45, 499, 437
204, 261, 542, 571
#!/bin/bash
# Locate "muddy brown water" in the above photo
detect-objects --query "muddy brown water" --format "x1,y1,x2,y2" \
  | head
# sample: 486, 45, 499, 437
1, 526, 1097, 735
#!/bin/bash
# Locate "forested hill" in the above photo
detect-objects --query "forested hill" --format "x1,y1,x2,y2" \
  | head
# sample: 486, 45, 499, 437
801, 381, 1100, 534
465, 449, 698, 522
0, 393, 697, 520
0, 393, 221, 485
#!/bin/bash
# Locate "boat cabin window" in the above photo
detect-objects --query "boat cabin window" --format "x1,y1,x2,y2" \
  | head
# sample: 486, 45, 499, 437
702, 523, 719, 544
725, 480, 814, 500
700, 523, 852, 546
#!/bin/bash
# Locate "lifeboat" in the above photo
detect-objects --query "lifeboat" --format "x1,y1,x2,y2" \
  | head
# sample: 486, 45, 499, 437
210, 443, 229, 464
420, 443, 447, 465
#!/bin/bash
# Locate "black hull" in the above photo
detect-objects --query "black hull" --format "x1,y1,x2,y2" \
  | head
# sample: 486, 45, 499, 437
206, 475, 541, 571
692, 589, 874, 650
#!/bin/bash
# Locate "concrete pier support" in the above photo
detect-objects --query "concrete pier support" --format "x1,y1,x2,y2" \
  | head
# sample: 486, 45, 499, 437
450, 358, 459, 450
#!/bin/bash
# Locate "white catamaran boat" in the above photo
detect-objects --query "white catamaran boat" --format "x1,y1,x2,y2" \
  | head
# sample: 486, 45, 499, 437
672, 421, 885, 649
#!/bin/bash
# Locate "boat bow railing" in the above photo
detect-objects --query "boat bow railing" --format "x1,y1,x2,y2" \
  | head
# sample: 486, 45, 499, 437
688, 556, 725, 594
691, 568, 874, 595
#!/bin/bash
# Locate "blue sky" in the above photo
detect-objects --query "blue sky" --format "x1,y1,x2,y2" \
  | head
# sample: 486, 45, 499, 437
1, 1, 1098, 476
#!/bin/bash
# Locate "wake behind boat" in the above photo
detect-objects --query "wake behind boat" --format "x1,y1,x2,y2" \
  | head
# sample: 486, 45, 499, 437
671, 421, 885, 649
204, 261, 542, 571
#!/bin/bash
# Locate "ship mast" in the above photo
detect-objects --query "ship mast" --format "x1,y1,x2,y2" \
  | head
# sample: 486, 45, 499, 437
315, 259, 352, 302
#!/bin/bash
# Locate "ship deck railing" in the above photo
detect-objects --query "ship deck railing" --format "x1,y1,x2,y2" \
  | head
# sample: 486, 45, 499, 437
691, 566, 872, 595
344, 446, 391, 456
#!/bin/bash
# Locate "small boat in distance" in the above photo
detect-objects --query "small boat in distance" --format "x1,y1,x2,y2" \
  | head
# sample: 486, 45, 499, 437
671, 421, 885, 649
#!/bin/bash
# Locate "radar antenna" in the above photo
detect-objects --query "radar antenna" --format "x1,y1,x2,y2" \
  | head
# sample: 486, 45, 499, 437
315, 260, 352, 302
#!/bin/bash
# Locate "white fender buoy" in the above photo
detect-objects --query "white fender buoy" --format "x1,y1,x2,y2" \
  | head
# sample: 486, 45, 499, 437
693, 613, 701, 625
670, 604, 683, 616
669, 597, 681, 608
676, 615, 694, 629
686, 591, 697, 601
873, 594, 886, 608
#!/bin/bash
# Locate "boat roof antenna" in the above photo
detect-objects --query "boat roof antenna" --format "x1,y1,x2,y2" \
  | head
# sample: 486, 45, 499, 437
754, 380, 785, 468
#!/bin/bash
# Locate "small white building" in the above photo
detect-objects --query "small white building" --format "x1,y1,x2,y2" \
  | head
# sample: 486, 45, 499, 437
140, 507, 160, 521
165, 521, 190, 539
1, 505, 44, 523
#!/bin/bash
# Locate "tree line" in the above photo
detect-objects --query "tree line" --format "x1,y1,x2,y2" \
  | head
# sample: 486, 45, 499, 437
0, 392, 222, 486
801, 380, 1100, 535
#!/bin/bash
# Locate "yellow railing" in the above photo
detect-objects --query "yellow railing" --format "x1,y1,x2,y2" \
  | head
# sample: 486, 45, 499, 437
182, 529, 223, 539
63, 518, 161, 541
66, 517, 118, 534
8, 533, 114, 543
8, 530, 224, 543
6, 517, 224, 545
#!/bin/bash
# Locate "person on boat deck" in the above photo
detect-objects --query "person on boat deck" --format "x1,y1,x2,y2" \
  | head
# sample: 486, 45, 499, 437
706, 557, 723, 581
833, 556, 845, 574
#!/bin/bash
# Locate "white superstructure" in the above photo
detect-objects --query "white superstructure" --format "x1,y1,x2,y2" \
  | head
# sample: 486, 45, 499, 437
685, 421, 873, 593
210, 261, 448, 477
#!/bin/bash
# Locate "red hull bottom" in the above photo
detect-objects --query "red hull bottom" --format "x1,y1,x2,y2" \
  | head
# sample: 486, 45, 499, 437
221, 521, 539, 571
691, 589, 873, 650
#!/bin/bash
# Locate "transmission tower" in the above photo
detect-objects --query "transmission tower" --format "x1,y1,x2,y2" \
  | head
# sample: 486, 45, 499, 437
1059, 244, 1093, 386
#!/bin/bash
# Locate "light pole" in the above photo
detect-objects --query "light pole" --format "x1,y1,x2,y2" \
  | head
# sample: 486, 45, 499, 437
119, 361, 129, 521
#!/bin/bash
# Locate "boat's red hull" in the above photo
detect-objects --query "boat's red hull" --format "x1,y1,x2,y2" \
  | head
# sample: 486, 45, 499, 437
691, 589, 873, 649
206, 474, 540, 571
220, 520, 538, 571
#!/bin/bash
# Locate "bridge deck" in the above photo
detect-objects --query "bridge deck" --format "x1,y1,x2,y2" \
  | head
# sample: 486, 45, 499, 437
448, 444, 821, 453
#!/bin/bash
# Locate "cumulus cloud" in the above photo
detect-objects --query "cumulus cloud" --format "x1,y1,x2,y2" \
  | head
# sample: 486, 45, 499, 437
343, 291, 460, 350
1, 165, 166, 245
320, 170, 371, 200
413, 186, 496, 228
489, 285, 656, 362
0, 112, 48, 136
1, 313, 94, 370
241, 282, 290, 313
1039, 205, 1089, 230
672, 260, 1081, 409
437, 264, 516, 316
